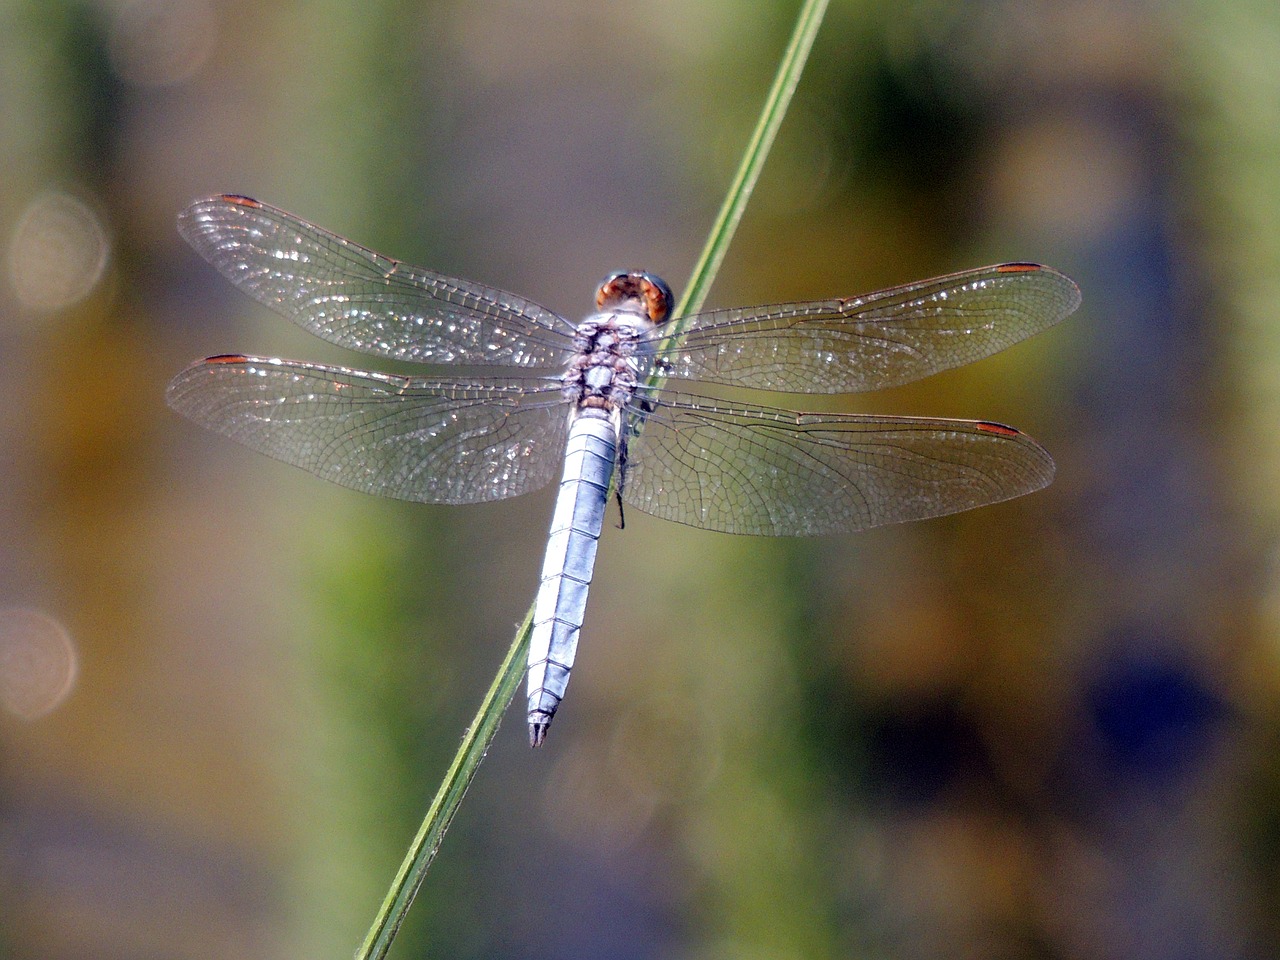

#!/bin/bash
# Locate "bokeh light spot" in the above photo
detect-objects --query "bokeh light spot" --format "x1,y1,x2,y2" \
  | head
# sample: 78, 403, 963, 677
0, 607, 78, 720
7, 191, 110, 312
109, 0, 218, 88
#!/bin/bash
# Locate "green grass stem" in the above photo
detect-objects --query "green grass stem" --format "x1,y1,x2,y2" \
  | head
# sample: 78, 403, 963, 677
354, 2, 829, 956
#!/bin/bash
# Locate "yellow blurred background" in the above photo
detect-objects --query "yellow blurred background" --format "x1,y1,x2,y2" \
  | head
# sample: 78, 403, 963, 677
2, 0, 1279, 958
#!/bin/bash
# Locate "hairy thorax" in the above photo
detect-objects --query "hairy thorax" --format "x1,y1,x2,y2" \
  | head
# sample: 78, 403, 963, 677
563, 314, 655, 413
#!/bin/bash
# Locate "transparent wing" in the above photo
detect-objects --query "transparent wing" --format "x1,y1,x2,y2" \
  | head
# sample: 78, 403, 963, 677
654, 263, 1080, 393
621, 392, 1054, 536
179, 195, 577, 366
166, 356, 569, 504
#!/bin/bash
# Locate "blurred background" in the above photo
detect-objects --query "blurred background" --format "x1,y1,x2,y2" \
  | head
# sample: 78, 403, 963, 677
2, 0, 1279, 957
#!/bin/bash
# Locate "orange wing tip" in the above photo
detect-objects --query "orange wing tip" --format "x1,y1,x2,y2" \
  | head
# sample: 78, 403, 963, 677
995, 262, 1043, 273
218, 194, 261, 207
975, 421, 1023, 437
204, 354, 251, 364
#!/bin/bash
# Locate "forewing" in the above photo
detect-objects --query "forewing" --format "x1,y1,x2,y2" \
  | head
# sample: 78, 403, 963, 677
621, 393, 1054, 535
179, 195, 577, 366
657, 263, 1080, 393
166, 356, 568, 504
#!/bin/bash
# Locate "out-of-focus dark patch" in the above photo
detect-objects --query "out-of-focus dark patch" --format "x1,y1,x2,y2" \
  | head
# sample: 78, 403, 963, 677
1086, 638, 1227, 786
864, 697, 991, 808
828, 48, 987, 230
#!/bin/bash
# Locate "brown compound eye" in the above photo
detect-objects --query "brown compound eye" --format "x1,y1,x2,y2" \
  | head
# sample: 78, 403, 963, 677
595, 272, 627, 310
595, 271, 676, 321
640, 274, 673, 323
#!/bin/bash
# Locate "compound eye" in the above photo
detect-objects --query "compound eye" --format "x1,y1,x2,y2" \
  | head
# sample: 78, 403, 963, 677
595, 271, 629, 309
639, 274, 674, 323
595, 271, 675, 321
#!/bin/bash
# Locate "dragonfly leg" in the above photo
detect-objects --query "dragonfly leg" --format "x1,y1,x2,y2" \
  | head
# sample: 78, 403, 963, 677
614, 430, 632, 530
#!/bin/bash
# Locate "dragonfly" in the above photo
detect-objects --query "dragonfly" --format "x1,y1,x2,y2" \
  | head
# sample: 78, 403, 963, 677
167, 195, 1081, 747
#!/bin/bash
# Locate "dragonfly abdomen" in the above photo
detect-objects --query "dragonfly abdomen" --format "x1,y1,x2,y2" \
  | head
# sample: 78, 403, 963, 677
528, 412, 617, 747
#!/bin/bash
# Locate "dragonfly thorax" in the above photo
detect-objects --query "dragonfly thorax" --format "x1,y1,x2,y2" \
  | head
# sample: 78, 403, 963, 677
564, 312, 653, 412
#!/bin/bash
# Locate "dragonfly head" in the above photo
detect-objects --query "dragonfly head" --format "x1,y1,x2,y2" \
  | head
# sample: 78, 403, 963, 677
596, 271, 675, 325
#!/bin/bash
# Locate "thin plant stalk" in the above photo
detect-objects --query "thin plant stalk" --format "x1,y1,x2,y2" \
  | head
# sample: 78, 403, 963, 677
354, 610, 530, 959
354, 2, 829, 956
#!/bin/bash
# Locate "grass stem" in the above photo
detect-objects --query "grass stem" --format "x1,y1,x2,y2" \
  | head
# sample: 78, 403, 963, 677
354, 3, 829, 955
